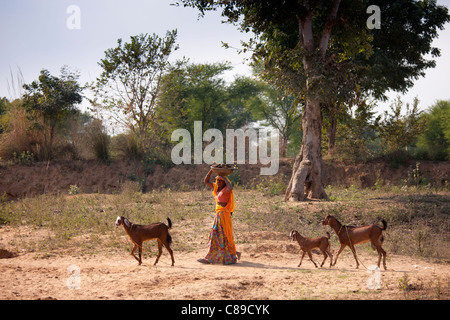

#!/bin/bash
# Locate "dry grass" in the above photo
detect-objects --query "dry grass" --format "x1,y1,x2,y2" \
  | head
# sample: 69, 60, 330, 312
1, 181, 449, 263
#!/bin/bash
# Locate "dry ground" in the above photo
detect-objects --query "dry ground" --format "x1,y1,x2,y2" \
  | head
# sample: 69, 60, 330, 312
0, 226, 448, 300
1, 180, 449, 301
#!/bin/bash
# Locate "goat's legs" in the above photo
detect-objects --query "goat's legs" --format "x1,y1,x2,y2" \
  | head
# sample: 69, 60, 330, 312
349, 244, 360, 269
138, 245, 143, 265
320, 250, 328, 268
332, 244, 346, 266
298, 251, 306, 267
154, 239, 163, 266
375, 245, 387, 270
131, 243, 141, 265
307, 250, 318, 268
327, 250, 333, 267
163, 242, 175, 266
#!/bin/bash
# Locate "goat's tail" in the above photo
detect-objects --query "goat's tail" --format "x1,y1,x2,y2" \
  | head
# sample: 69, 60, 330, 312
166, 218, 173, 244
325, 232, 331, 239
381, 220, 387, 230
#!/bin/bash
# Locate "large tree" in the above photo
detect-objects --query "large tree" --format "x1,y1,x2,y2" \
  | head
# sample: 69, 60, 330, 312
158, 62, 260, 135
179, 0, 449, 201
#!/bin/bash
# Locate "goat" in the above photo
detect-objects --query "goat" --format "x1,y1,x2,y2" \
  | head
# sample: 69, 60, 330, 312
290, 230, 333, 268
115, 216, 175, 266
322, 215, 387, 270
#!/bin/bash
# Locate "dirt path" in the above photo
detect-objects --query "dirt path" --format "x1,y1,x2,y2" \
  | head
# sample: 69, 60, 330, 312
1, 242, 448, 300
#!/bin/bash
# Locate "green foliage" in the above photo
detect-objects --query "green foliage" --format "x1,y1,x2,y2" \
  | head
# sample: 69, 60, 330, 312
0, 97, 8, 134
331, 101, 379, 161
246, 82, 302, 157
92, 31, 181, 155
158, 62, 231, 133
22, 67, 83, 160
180, 0, 449, 102
111, 132, 142, 160
12, 151, 36, 166
158, 62, 259, 136
416, 100, 450, 160
376, 97, 426, 156
68, 184, 81, 195
227, 167, 241, 186
251, 174, 287, 196
361, 0, 450, 99
85, 119, 111, 162
22, 67, 83, 120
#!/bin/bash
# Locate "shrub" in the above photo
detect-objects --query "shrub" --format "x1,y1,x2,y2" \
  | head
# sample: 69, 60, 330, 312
85, 119, 110, 162
416, 100, 450, 160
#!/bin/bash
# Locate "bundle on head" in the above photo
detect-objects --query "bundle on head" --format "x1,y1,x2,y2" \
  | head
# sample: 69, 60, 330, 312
115, 216, 175, 266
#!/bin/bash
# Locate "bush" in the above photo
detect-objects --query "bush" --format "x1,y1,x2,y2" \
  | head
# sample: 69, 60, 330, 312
12, 151, 36, 166
68, 185, 81, 195
416, 100, 450, 161
111, 132, 143, 160
376, 97, 425, 157
251, 174, 287, 196
85, 119, 111, 162
0, 100, 34, 160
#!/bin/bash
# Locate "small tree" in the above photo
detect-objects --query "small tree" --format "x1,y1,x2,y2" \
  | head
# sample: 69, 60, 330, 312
333, 101, 378, 161
92, 31, 180, 156
376, 96, 425, 156
247, 84, 302, 157
22, 67, 83, 160
417, 100, 450, 160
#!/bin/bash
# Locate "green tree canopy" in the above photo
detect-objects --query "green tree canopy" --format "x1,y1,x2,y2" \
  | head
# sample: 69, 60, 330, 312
22, 67, 83, 160
157, 62, 260, 135
376, 96, 425, 155
179, 0, 449, 201
417, 100, 450, 160
92, 30, 181, 154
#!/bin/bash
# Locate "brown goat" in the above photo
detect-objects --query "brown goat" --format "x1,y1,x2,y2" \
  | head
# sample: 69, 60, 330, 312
322, 215, 387, 270
115, 216, 175, 266
290, 230, 333, 268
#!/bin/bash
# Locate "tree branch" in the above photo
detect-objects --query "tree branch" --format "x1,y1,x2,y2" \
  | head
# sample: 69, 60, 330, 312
319, 0, 341, 58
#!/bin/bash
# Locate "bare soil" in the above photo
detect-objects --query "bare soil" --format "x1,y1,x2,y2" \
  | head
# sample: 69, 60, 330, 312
0, 227, 448, 300
0, 159, 449, 300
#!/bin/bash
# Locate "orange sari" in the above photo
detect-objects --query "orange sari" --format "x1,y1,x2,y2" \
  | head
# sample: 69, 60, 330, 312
201, 176, 237, 264
212, 178, 236, 255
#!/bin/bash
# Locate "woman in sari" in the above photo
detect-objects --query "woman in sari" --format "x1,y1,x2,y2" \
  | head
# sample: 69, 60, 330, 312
197, 169, 239, 265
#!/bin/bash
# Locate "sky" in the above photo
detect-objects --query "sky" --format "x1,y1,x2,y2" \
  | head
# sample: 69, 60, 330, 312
1, 0, 450, 116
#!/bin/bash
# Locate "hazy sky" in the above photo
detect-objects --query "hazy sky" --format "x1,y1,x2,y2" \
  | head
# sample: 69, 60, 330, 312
1, 0, 449, 115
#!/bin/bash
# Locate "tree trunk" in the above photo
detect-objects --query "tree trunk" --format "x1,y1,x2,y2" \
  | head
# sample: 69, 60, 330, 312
283, 58, 330, 200
284, 97, 328, 201
285, 1, 342, 201
280, 135, 288, 158
327, 117, 337, 155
